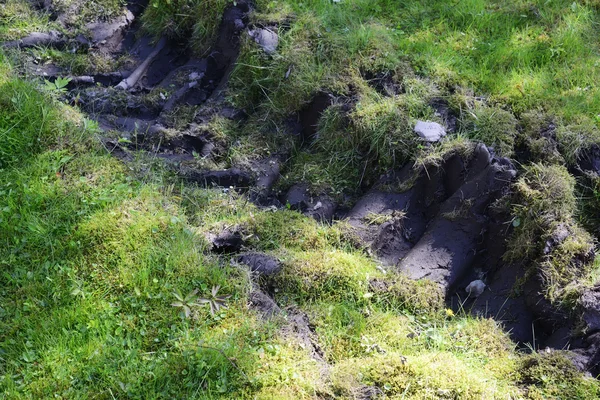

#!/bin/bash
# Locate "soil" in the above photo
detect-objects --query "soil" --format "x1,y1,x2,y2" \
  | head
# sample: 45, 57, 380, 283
5, 0, 600, 379
237, 252, 283, 276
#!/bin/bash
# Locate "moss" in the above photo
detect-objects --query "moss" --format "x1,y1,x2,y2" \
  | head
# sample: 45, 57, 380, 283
335, 351, 521, 399
520, 352, 600, 399
370, 276, 444, 314
248, 209, 349, 252
271, 249, 379, 304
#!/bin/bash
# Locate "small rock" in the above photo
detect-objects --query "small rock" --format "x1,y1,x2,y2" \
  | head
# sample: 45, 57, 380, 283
581, 286, 600, 332
466, 279, 486, 298
414, 121, 446, 142
248, 28, 278, 54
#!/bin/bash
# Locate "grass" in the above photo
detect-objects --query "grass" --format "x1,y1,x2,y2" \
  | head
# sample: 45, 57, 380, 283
2, 0, 600, 398
141, 0, 230, 55
224, 0, 600, 196
506, 163, 596, 306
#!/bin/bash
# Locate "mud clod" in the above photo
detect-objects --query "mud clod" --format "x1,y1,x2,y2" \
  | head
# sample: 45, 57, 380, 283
211, 229, 245, 253
285, 183, 337, 222
582, 285, 600, 333
248, 290, 281, 319
2, 31, 65, 49
238, 252, 282, 276
281, 307, 328, 366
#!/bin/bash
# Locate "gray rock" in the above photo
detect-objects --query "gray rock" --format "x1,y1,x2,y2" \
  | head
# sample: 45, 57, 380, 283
581, 286, 600, 332
414, 121, 446, 142
466, 279, 486, 298
248, 28, 278, 54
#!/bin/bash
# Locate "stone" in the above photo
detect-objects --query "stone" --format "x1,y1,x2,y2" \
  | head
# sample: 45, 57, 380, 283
248, 28, 278, 54
414, 121, 446, 142
466, 279, 486, 298
581, 286, 600, 332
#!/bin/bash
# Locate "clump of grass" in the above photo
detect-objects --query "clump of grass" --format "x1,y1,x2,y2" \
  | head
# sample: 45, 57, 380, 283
506, 163, 595, 304
271, 249, 379, 304
555, 117, 600, 166
283, 80, 439, 196
511, 163, 576, 225
414, 135, 475, 168
459, 101, 518, 156
141, 0, 229, 54
519, 351, 600, 399
517, 110, 564, 164
230, 12, 332, 115
369, 276, 444, 314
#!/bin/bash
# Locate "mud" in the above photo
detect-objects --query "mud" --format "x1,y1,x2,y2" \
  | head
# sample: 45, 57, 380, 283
209, 228, 245, 254
248, 290, 281, 319
237, 252, 282, 276
2, 31, 66, 49
362, 70, 403, 96
284, 183, 337, 222
297, 92, 333, 143
280, 307, 330, 369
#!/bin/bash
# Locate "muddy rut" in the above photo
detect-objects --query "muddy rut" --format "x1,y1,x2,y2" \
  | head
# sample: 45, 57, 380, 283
4, 0, 600, 378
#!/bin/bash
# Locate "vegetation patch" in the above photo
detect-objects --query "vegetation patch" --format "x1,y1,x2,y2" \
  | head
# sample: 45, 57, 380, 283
507, 163, 596, 305
3, 0, 600, 398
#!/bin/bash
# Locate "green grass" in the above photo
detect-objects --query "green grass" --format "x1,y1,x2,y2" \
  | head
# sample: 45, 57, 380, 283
141, 0, 230, 55
0, 0, 57, 41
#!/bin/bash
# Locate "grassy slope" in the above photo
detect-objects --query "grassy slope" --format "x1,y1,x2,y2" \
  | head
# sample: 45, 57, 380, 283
1, 0, 600, 399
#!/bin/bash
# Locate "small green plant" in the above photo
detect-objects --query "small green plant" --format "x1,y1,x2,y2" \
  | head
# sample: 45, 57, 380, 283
198, 285, 231, 316
43, 76, 71, 94
171, 288, 200, 319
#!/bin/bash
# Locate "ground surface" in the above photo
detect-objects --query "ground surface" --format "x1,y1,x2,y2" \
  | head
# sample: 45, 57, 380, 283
2, 0, 600, 399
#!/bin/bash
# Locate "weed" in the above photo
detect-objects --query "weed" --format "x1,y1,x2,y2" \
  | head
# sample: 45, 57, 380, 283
171, 288, 200, 318
198, 285, 232, 316
43, 76, 71, 95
